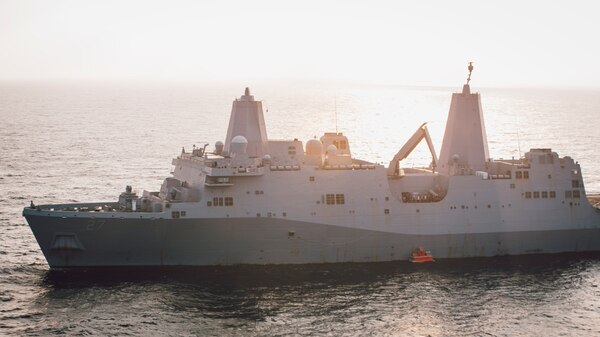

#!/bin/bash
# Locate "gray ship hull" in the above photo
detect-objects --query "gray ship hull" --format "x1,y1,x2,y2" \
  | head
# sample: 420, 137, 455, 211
25, 213, 600, 268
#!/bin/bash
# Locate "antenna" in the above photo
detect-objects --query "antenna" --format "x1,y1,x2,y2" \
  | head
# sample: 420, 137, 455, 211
466, 62, 474, 84
516, 111, 522, 159
334, 95, 338, 134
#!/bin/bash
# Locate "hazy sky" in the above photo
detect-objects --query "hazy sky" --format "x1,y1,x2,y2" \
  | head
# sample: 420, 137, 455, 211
1, 0, 599, 87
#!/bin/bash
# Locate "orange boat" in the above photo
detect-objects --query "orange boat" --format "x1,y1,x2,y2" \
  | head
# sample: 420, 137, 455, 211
410, 247, 434, 263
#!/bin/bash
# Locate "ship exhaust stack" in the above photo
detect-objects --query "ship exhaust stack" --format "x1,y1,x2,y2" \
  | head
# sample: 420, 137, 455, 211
438, 64, 489, 175
224, 87, 269, 158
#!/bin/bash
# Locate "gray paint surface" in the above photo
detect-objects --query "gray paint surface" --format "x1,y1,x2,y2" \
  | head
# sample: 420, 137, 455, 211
25, 213, 600, 268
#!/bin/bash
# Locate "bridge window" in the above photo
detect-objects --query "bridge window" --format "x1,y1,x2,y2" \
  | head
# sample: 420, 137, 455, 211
565, 190, 572, 198
572, 180, 580, 188
324, 193, 345, 205
523, 171, 529, 179
550, 191, 556, 198
533, 192, 540, 199
288, 146, 296, 156
573, 190, 581, 199
516, 171, 522, 179
525, 192, 532, 199
211, 197, 233, 207
541, 191, 548, 198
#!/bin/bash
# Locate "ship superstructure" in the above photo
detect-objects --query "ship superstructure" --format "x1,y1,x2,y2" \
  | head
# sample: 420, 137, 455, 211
23, 67, 600, 268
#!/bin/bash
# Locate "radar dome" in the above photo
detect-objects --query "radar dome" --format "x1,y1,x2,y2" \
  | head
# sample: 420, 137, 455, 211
327, 144, 337, 155
231, 135, 248, 155
306, 139, 323, 156
215, 141, 224, 155
262, 154, 272, 165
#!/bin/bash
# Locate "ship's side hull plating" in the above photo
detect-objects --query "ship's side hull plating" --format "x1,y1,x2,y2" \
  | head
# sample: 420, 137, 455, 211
25, 214, 600, 268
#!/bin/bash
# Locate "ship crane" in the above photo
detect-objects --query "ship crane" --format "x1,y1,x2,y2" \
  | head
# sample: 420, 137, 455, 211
387, 123, 438, 176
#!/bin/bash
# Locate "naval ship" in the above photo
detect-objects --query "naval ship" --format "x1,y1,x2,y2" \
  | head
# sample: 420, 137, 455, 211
24, 66, 600, 268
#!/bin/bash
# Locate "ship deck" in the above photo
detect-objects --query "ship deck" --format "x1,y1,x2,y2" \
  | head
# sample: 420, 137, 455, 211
27, 194, 600, 213
27, 202, 146, 213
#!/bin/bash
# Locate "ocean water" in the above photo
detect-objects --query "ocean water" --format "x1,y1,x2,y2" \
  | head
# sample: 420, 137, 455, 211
1, 81, 600, 336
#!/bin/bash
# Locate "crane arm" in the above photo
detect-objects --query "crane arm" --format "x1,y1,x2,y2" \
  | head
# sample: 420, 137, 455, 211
387, 123, 438, 176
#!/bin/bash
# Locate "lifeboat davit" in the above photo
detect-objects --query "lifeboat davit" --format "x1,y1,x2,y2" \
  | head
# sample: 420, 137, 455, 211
410, 247, 434, 263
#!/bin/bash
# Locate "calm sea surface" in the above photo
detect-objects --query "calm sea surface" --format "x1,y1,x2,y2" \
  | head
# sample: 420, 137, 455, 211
1, 81, 600, 336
